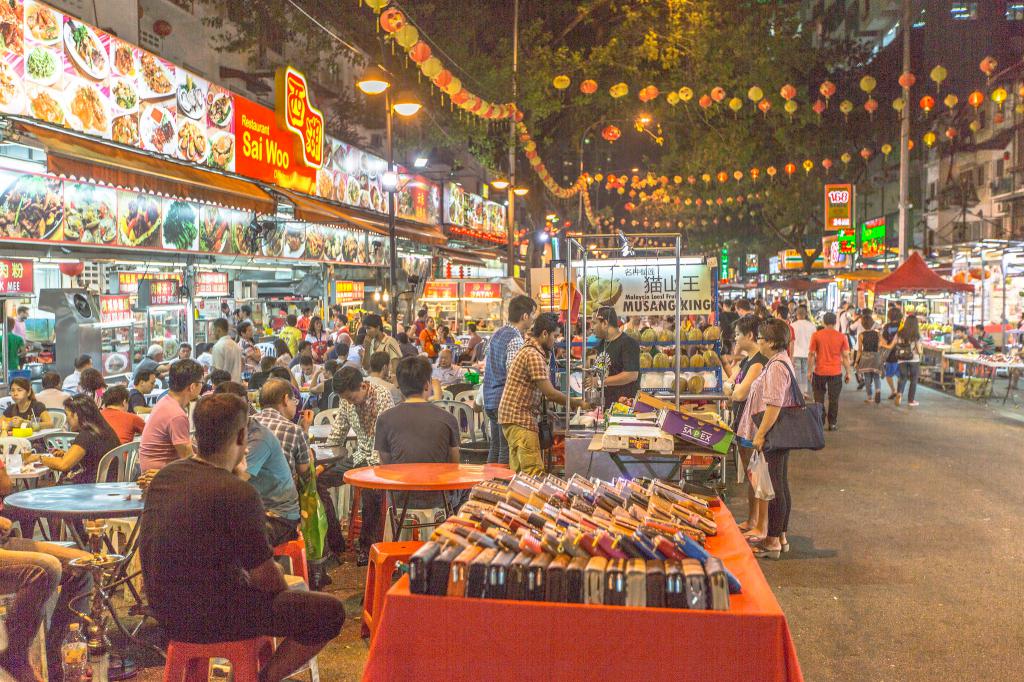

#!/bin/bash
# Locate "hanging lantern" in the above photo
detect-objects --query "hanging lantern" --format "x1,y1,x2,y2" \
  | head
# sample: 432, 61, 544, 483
802, 159, 814, 174
943, 93, 959, 110
422, 58, 444, 82
379, 7, 406, 33
717, 171, 728, 184
552, 75, 571, 90
152, 20, 172, 37
698, 94, 713, 109
679, 86, 694, 102
839, 99, 853, 120
666, 91, 680, 105
780, 84, 797, 101
907, 139, 914, 151
819, 80, 836, 101
710, 86, 726, 103
881, 143, 893, 158
821, 158, 833, 172
969, 119, 981, 133
409, 41, 432, 64
442, 76, 462, 96
750, 168, 761, 181
766, 166, 777, 179
919, 95, 935, 113
945, 127, 957, 140
624, 202, 635, 212
859, 75, 877, 94
923, 131, 937, 147
980, 56, 998, 77
684, 198, 692, 206
929, 65, 948, 91
601, 124, 621, 142
747, 86, 764, 102
59, 261, 84, 277
733, 170, 744, 181
892, 97, 905, 112
968, 90, 985, 109
992, 87, 1008, 109
687, 175, 696, 184
365, 0, 389, 11
859, 147, 872, 161
701, 173, 712, 185
639, 85, 660, 102
580, 79, 597, 95
394, 24, 419, 49
716, 197, 724, 205
757, 98, 772, 115
594, 173, 604, 182
673, 175, 682, 184
840, 152, 852, 165
784, 99, 798, 117
898, 71, 916, 90
812, 99, 826, 117
728, 97, 743, 114
783, 162, 796, 176
864, 97, 878, 117
609, 82, 629, 98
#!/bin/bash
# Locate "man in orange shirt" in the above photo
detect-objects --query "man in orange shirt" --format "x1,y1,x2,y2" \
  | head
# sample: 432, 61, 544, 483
419, 316, 439, 359
807, 311, 853, 431
100, 385, 147, 444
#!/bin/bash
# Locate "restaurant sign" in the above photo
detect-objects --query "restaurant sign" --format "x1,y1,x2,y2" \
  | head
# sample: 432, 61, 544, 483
0, 258, 33, 295
837, 227, 856, 254
334, 280, 365, 304
147, 279, 179, 306
779, 249, 825, 271
277, 66, 323, 169
578, 259, 713, 315
117, 271, 182, 295
462, 282, 501, 300
99, 294, 132, 323
421, 281, 458, 299
861, 217, 886, 258
824, 184, 853, 232
194, 271, 229, 297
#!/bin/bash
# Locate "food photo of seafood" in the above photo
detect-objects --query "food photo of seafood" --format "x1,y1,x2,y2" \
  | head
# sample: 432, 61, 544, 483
64, 18, 109, 80
0, 173, 63, 240
25, 2, 60, 45
206, 131, 234, 171
261, 221, 284, 257
207, 88, 232, 129
177, 72, 206, 120
176, 119, 207, 163
0, 0, 24, 55
110, 40, 136, 77
199, 206, 244, 254
63, 182, 116, 244
117, 191, 161, 247
138, 51, 173, 99
283, 226, 305, 258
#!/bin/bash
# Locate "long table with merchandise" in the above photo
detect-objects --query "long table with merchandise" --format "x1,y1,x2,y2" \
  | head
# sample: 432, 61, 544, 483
363, 473, 803, 682
944, 353, 1023, 404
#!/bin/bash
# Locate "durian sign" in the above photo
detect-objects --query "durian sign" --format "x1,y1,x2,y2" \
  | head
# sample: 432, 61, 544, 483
578, 259, 712, 316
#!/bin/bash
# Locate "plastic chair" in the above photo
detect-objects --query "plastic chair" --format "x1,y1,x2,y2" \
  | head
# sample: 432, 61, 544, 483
434, 401, 489, 463
45, 409, 67, 429
312, 408, 338, 426
361, 541, 424, 640
0, 436, 32, 458
441, 389, 453, 401
40, 432, 77, 452
273, 532, 310, 586
162, 637, 274, 682
96, 442, 140, 483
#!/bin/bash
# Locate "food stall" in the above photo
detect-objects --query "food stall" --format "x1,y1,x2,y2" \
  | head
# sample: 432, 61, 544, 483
191, 271, 231, 347
419, 280, 460, 330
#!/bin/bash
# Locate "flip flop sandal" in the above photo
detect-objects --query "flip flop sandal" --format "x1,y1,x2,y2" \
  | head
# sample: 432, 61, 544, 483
752, 544, 781, 560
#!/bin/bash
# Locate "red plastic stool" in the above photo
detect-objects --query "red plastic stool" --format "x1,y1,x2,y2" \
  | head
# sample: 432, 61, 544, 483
361, 541, 424, 640
273, 532, 309, 585
163, 637, 274, 681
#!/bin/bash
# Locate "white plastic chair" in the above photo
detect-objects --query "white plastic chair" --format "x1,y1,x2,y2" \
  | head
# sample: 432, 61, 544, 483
434, 400, 488, 463
313, 408, 339, 426
96, 442, 141, 483
40, 432, 77, 452
45, 409, 67, 429
0, 396, 12, 412
257, 342, 278, 358
453, 389, 486, 434
0, 437, 32, 467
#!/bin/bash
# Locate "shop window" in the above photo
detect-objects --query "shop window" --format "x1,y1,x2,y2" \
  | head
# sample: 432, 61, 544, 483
950, 2, 978, 20
1007, 3, 1024, 20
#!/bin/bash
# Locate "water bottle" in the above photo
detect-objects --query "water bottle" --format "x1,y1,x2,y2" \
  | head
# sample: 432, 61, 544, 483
60, 622, 88, 682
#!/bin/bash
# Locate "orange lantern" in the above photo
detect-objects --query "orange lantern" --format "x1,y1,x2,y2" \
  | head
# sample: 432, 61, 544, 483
945, 127, 957, 140
766, 166, 777, 179
734, 170, 743, 181
757, 98, 772, 115
701, 173, 711, 184
864, 97, 878, 116
687, 175, 696, 184
580, 79, 597, 95
750, 168, 761, 181
711, 87, 726, 102
968, 90, 985, 109
784, 162, 796, 176
409, 41, 431, 63
821, 158, 833, 172
812, 99, 826, 117
980, 56, 997, 76
699, 94, 713, 109
780, 84, 797, 101
859, 147, 872, 161
819, 80, 836, 101
919, 95, 935, 113
431, 68, 452, 88
379, 7, 406, 33
898, 71, 916, 90
717, 171, 728, 184
639, 85, 660, 102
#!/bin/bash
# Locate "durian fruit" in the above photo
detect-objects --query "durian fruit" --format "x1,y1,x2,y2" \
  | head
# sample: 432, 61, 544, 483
639, 352, 653, 369
652, 352, 671, 369
703, 325, 721, 341
640, 327, 658, 343
658, 328, 674, 343
677, 353, 690, 369
687, 327, 703, 342
690, 353, 706, 369
625, 327, 640, 339
688, 375, 706, 393
704, 351, 721, 367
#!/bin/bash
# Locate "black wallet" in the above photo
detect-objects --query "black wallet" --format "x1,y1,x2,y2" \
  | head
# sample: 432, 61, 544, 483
487, 550, 516, 600
428, 545, 463, 596
466, 548, 496, 599
603, 558, 627, 606
507, 551, 534, 601
545, 554, 570, 602
527, 553, 553, 601
644, 559, 666, 608
664, 559, 686, 609
409, 542, 441, 594
682, 558, 708, 610
565, 555, 588, 603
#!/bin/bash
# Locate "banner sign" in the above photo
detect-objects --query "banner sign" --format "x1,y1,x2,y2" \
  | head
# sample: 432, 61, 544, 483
822, 235, 851, 269
837, 227, 856, 254
148, 279, 179, 306
117, 271, 182, 295
779, 249, 825, 271
421, 281, 458, 299
446, 183, 507, 238
579, 259, 713, 315
744, 254, 759, 274
99, 294, 132, 323
334, 280, 364, 304
462, 282, 501, 300
824, 184, 853, 232
861, 217, 886, 258
194, 271, 229, 297
276, 66, 324, 169
0, 258, 33, 295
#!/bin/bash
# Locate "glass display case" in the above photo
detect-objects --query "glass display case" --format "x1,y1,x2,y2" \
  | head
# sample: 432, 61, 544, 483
143, 305, 188, 361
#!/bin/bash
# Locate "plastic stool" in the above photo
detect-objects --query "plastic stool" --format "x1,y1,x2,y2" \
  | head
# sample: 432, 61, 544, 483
163, 637, 274, 681
361, 541, 424, 640
273, 532, 309, 585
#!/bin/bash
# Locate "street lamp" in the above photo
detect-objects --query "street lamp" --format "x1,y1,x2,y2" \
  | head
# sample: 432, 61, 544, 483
490, 178, 510, 190
356, 66, 420, 329
512, 186, 529, 197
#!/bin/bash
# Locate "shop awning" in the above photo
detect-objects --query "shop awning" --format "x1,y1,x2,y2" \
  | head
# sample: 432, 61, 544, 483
274, 188, 384, 234
19, 120, 275, 215
436, 246, 487, 266
836, 269, 893, 282
873, 252, 974, 294
341, 211, 447, 247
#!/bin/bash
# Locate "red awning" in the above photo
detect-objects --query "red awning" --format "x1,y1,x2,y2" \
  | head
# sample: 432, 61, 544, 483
873, 252, 974, 294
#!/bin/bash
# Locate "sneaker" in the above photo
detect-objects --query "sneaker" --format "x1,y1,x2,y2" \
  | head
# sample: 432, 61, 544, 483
908, 401, 920, 407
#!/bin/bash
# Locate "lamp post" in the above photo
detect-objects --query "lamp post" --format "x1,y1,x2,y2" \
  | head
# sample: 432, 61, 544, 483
357, 67, 421, 329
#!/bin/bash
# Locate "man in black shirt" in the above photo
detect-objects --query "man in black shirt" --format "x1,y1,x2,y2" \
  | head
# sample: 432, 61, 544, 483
591, 306, 641, 407
128, 370, 157, 414
139, 393, 344, 682
719, 299, 740, 355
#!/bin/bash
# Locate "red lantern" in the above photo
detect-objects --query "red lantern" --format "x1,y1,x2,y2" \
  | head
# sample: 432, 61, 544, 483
379, 7, 405, 33
639, 85, 660, 102
711, 87, 726, 102
624, 202, 636, 212
409, 41, 432, 64
451, 90, 470, 105
945, 127, 957, 140
59, 262, 85, 277
919, 95, 935, 113
980, 56, 997, 76
819, 80, 836, 100
698, 94, 712, 109
784, 162, 796, 176
750, 168, 760, 181
821, 158, 833, 171
860, 147, 872, 160
580, 79, 597, 95
864, 97, 878, 115
898, 71, 916, 90
812, 99, 826, 116
601, 124, 621, 142
153, 19, 172, 37
716, 171, 728, 184
968, 90, 985, 109
757, 98, 772, 115
780, 84, 797, 101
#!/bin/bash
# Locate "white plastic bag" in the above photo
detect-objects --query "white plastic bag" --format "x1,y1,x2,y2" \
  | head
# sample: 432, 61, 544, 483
747, 449, 775, 501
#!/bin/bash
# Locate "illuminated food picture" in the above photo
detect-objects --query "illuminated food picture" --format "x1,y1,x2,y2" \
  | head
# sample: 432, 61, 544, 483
177, 74, 207, 121
207, 92, 232, 128
64, 184, 116, 243
140, 53, 172, 96
0, 60, 22, 112
163, 200, 198, 250
200, 208, 236, 253
305, 227, 325, 258
68, 83, 108, 133
111, 114, 139, 146
113, 44, 135, 77
26, 3, 60, 44
112, 79, 137, 111
65, 20, 109, 80
141, 105, 175, 153
207, 132, 233, 170
25, 46, 59, 84
177, 120, 207, 163
0, 2, 23, 54
119, 195, 161, 246
29, 88, 64, 125
0, 175, 63, 240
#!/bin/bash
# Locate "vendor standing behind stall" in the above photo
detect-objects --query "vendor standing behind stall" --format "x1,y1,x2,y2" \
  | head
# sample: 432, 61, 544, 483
590, 306, 640, 408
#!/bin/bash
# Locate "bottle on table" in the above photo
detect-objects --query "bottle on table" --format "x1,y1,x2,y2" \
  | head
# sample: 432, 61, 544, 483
61, 622, 89, 682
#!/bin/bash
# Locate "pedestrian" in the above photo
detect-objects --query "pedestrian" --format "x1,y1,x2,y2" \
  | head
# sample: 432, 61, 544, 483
856, 311, 884, 405
892, 314, 923, 406
719, 299, 739, 355
849, 308, 865, 389
737, 318, 800, 560
482, 295, 537, 465
880, 307, 904, 399
790, 305, 816, 397
211, 317, 243, 382
807, 312, 853, 431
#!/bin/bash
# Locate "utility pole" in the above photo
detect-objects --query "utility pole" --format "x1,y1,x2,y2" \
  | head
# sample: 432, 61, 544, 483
505, 0, 519, 278
897, 0, 912, 262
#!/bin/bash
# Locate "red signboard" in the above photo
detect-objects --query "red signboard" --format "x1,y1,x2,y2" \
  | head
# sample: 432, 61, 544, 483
234, 95, 316, 194
824, 184, 853, 232
195, 272, 230, 297
0, 259, 33, 295
118, 271, 183, 295
99, 295, 132, 323
462, 282, 501, 300
149, 279, 179, 306
334, 280, 365, 304
277, 66, 325, 169
422, 281, 458, 299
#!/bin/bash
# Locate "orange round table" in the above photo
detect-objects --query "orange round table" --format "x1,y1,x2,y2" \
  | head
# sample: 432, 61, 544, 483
344, 463, 513, 538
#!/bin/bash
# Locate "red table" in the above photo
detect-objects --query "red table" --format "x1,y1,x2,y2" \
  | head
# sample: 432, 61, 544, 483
344, 463, 513, 538
362, 504, 803, 682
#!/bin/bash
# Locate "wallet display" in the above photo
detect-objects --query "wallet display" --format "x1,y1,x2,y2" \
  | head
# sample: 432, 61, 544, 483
407, 473, 740, 611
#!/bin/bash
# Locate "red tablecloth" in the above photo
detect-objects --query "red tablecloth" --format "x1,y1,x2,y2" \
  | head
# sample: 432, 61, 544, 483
363, 504, 803, 681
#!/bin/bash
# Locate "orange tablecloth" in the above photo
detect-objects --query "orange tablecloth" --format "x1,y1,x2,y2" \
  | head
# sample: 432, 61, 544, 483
363, 504, 803, 682
344, 463, 513, 491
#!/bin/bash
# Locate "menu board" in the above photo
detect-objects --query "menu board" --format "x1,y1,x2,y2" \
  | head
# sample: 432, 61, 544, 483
195, 271, 228, 297
147, 278, 179, 306
446, 182, 506, 238
117, 271, 182, 295
422, 281, 458, 300
462, 282, 501, 300
334, 280, 364, 304
99, 294, 131, 323
0, 257, 33, 294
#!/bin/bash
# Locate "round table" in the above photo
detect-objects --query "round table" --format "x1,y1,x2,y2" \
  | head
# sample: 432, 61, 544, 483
3, 482, 144, 520
344, 463, 513, 537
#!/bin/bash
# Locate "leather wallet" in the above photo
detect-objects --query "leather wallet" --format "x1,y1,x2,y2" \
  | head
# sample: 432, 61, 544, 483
507, 551, 534, 600
565, 555, 588, 603
664, 559, 686, 609
625, 558, 647, 607
603, 558, 627, 606
583, 556, 607, 604
704, 556, 730, 611
408, 542, 441, 595
644, 559, 666, 608
487, 550, 516, 600
428, 545, 463, 596
674, 532, 742, 594
466, 548, 496, 599
682, 558, 707, 610
446, 545, 481, 597
527, 553, 553, 601
596, 532, 629, 560
545, 554, 570, 602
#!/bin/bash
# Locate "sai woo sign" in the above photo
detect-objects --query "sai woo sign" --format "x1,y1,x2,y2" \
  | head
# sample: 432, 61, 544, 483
824, 184, 853, 232
0, 259, 33, 295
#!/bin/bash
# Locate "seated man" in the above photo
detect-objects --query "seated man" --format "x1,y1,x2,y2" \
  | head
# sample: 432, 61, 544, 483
128, 369, 157, 414
255, 379, 312, 477
36, 370, 70, 411
367, 350, 403, 405
214, 382, 301, 547
431, 348, 467, 387
139, 393, 344, 682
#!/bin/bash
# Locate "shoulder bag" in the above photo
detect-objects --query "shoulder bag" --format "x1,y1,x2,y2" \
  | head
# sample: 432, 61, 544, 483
894, 340, 915, 361
752, 359, 825, 451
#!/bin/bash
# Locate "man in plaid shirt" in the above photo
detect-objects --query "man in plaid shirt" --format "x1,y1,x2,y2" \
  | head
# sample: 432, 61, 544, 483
499, 313, 587, 475
325, 366, 395, 565
255, 379, 311, 476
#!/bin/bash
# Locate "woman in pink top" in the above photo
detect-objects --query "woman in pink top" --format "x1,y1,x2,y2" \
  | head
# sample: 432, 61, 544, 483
737, 318, 801, 560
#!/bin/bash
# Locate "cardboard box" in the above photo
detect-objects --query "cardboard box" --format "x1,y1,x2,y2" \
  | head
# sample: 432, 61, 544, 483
656, 408, 734, 455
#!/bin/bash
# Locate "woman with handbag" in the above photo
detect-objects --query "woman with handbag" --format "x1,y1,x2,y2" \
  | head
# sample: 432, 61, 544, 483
737, 318, 802, 559
857, 311, 884, 405
892, 314, 923, 406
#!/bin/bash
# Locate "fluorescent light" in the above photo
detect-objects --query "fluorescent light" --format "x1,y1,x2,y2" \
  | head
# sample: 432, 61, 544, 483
413, 156, 429, 168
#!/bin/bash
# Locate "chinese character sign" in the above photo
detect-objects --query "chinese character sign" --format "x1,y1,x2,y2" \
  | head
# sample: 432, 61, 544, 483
824, 183, 853, 231
195, 272, 229, 297
579, 259, 712, 316
100, 295, 132, 323
334, 280, 365, 304
276, 66, 324, 169
0, 259, 33, 295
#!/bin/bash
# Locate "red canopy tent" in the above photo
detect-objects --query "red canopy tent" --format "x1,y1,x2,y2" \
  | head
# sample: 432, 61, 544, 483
873, 252, 973, 294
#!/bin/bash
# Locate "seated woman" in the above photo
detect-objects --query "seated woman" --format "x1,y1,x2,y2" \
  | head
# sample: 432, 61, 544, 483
23, 395, 120, 483
1, 378, 53, 430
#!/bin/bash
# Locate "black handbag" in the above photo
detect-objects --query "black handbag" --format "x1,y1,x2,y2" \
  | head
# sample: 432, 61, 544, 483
894, 341, 915, 361
752, 359, 825, 451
